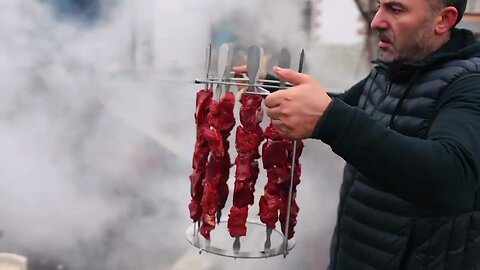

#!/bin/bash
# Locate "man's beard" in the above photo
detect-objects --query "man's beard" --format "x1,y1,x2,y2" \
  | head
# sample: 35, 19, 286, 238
379, 19, 435, 63
397, 28, 434, 63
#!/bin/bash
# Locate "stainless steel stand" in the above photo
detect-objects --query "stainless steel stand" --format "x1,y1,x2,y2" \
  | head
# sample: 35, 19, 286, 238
186, 218, 295, 259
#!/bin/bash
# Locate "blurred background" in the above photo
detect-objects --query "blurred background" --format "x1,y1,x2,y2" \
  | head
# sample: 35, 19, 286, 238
0, 1, 479, 269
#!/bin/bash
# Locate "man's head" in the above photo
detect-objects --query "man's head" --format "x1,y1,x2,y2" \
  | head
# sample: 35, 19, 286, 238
371, 0, 468, 63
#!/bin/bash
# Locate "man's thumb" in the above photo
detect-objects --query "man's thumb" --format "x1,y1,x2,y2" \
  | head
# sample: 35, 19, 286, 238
273, 66, 313, 85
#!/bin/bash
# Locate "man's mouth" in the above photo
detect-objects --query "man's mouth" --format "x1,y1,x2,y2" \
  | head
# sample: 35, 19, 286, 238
378, 37, 392, 49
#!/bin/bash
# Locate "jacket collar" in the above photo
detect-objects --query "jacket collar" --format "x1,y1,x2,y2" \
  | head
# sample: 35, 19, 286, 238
372, 28, 480, 81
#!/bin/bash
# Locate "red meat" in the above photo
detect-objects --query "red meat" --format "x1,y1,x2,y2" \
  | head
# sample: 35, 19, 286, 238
239, 94, 264, 127
279, 198, 299, 239
259, 189, 281, 229
259, 123, 304, 238
235, 126, 262, 157
207, 93, 236, 133
188, 89, 213, 223
200, 92, 236, 239
228, 93, 264, 238
203, 127, 224, 157
262, 140, 290, 169
195, 89, 213, 124
227, 206, 248, 237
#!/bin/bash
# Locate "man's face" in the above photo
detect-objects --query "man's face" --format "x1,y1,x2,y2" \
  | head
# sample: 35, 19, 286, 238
371, 0, 439, 63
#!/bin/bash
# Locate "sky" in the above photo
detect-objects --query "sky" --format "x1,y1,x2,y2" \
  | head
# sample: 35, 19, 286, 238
320, 0, 364, 44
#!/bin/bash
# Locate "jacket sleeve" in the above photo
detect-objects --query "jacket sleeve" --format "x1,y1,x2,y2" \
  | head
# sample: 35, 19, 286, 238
312, 74, 480, 213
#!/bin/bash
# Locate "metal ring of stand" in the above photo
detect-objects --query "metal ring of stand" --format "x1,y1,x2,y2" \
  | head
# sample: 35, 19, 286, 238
185, 218, 295, 259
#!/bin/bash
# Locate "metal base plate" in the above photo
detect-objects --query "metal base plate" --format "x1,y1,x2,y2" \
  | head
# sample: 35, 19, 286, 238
185, 218, 295, 259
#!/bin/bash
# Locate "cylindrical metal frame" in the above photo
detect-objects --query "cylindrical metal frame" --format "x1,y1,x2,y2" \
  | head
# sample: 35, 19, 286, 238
186, 44, 301, 259
185, 219, 296, 259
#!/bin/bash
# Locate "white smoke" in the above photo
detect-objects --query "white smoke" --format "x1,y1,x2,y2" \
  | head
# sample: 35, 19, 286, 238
0, 1, 350, 269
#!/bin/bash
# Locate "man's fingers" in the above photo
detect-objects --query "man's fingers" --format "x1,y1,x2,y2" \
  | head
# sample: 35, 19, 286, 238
271, 119, 288, 132
264, 90, 286, 109
273, 66, 314, 85
237, 86, 248, 93
232, 65, 247, 74
271, 119, 291, 139
266, 106, 281, 120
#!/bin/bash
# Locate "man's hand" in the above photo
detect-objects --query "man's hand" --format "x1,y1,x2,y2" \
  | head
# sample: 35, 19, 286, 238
231, 65, 267, 92
265, 66, 332, 140
232, 65, 248, 75
232, 65, 267, 80
231, 65, 267, 80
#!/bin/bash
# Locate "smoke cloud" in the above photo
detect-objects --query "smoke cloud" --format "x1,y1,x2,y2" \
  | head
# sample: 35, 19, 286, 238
0, 1, 347, 269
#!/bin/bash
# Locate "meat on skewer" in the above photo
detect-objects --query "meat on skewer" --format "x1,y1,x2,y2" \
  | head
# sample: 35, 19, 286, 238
279, 140, 304, 239
188, 89, 213, 222
228, 94, 264, 238
259, 125, 289, 230
228, 206, 248, 237
190, 89, 304, 241
200, 91, 235, 240
259, 124, 303, 239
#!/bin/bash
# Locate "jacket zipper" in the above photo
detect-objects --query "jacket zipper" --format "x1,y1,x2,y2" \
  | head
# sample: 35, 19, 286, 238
386, 81, 393, 95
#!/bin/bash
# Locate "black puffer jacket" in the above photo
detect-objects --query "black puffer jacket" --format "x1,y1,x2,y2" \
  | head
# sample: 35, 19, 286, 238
313, 29, 480, 269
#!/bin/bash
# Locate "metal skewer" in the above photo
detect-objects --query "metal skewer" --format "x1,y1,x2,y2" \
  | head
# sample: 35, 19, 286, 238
233, 237, 241, 254
229, 77, 293, 86
214, 43, 233, 100
193, 44, 213, 243
229, 44, 264, 252
196, 46, 295, 96
205, 44, 212, 90
264, 228, 273, 252
278, 47, 291, 89
215, 43, 234, 223
283, 49, 305, 257
283, 143, 297, 257
246, 45, 267, 96
158, 77, 292, 87
195, 79, 285, 92
265, 47, 292, 253
216, 212, 222, 225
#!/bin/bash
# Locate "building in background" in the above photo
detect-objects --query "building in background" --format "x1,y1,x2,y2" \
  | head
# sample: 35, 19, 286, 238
302, 0, 323, 43
461, 1, 480, 38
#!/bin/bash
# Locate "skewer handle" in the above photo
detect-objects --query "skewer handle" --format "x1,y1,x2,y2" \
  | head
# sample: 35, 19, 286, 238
247, 45, 263, 93
205, 44, 212, 90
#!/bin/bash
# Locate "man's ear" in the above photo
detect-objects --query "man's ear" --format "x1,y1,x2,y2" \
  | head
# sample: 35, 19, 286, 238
435, 7, 459, 34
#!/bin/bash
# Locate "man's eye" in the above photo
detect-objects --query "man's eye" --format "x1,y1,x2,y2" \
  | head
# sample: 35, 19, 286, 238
390, 7, 402, 14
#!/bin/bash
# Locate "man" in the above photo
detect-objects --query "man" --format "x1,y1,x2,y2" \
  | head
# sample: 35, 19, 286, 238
250, 0, 480, 269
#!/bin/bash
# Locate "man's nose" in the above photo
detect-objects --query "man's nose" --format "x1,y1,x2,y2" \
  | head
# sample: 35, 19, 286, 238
370, 9, 388, 30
